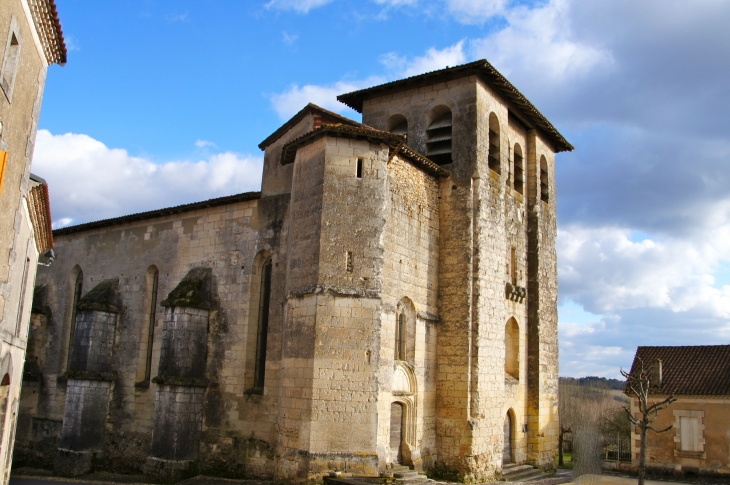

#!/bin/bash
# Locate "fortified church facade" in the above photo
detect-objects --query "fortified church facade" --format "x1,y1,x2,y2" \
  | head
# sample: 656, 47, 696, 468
15, 60, 572, 483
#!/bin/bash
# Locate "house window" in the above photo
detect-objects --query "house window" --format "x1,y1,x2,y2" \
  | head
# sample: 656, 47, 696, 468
253, 257, 272, 390
680, 417, 699, 452
513, 144, 524, 195
356, 158, 363, 178
673, 409, 704, 454
426, 106, 452, 165
0, 18, 22, 102
488, 113, 500, 174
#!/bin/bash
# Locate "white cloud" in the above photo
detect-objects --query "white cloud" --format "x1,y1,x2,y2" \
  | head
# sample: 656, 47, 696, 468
381, 40, 467, 78
269, 77, 383, 120
469, 0, 612, 85
195, 139, 217, 148
446, 0, 507, 24
558, 225, 730, 318
32, 130, 263, 227
264, 0, 336, 13
282, 31, 299, 45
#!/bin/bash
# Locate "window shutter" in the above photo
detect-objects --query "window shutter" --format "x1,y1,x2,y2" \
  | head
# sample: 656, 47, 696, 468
0, 150, 7, 195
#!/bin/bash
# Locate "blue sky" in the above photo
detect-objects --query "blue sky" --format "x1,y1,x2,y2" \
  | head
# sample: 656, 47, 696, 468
34, 0, 730, 378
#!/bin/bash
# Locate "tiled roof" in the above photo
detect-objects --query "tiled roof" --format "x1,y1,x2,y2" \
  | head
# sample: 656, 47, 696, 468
628, 345, 730, 396
337, 59, 573, 153
28, 0, 67, 65
258, 103, 365, 150
280, 123, 450, 178
53, 191, 261, 236
27, 175, 53, 253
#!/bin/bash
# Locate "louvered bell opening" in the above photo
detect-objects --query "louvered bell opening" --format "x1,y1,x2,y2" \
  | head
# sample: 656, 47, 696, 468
488, 129, 500, 174
427, 113, 452, 165
391, 122, 408, 136
540, 169, 549, 202
514, 155, 524, 194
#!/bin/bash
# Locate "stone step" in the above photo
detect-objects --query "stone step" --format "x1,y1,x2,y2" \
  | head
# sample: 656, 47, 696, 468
502, 464, 535, 477
502, 468, 549, 482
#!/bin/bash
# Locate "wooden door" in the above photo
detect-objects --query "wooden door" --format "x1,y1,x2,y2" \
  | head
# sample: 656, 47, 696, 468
390, 402, 404, 464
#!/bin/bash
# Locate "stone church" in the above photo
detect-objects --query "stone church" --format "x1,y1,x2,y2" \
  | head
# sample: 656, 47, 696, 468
14, 60, 572, 483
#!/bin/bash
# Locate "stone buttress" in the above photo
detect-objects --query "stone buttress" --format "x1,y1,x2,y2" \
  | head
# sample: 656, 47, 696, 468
54, 279, 120, 477
144, 268, 213, 483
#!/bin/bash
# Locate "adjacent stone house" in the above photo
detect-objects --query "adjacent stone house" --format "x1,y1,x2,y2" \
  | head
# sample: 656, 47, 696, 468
15, 60, 572, 483
0, 1, 64, 483
628, 345, 730, 476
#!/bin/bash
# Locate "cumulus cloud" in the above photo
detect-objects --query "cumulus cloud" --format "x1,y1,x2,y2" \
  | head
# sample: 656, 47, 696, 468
446, 0, 508, 24
381, 41, 467, 78
269, 77, 384, 120
32, 130, 263, 227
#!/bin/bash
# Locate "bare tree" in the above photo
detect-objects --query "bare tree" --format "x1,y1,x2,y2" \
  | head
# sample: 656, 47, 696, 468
621, 358, 676, 485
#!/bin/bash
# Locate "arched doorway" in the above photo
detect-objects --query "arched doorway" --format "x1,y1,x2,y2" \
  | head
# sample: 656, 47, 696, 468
503, 411, 513, 464
390, 402, 404, 464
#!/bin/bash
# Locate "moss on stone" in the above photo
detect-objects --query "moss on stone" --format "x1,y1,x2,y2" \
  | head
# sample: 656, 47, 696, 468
160, 267, 212, 310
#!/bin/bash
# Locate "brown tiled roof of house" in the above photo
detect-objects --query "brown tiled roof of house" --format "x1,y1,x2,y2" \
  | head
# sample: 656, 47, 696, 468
337, 59, 573, 153
258, 103, 365, 150
280, 123, 449, 178
628, 345, 730, 396
53, 191, 261, 236
28, 0, 67, 65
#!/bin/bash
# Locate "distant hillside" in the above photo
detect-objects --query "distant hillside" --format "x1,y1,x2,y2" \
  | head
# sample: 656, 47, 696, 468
560, 376, 625, 390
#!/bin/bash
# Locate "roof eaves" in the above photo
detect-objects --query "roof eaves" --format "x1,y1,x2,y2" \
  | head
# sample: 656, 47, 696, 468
53, 191, 262, 236
28, 0, 67, 65
280, 124, 405, 165
258, 103, 364, 150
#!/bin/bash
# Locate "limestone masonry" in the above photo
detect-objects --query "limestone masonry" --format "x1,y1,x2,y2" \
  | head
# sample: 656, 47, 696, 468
15, 60, 572, 483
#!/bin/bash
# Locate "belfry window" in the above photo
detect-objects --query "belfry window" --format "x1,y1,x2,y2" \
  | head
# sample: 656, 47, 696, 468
254, 257, 272, 389
387, 114, 408, 142
540, 156, 549, 202
426, 107, 452, 165
513, 144, 524, 195
488, 113, 500, 174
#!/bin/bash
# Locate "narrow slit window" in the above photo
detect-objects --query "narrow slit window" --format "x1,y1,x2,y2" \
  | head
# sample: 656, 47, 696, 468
67, 270, 83, 370
346, 251, 353, 272
510, 248, 517, 286
254, 258, 272, 389
395, 312, 405, 360
356, 158, 363, 178
144, 270, 159, 381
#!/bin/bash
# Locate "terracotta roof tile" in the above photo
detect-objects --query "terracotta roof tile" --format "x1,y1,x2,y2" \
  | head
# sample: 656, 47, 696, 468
628, 345, 730, 396
28, 0, 67, 65
53, 191, 261, 236
337, 59, 573, 153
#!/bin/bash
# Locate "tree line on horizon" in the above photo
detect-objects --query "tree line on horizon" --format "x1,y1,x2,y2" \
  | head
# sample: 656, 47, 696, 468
560, 376, 625, 391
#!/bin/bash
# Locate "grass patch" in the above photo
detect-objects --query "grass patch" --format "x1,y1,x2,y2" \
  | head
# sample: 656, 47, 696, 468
556, 451, 573, 469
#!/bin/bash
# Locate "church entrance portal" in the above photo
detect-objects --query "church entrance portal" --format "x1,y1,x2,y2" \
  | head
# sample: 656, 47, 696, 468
503, 412, 513, 464
390, 402, 404, 464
